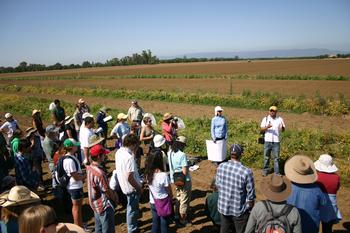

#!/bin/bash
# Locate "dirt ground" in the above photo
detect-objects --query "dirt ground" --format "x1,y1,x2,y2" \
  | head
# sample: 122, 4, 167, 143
2, 78, 350, 98
1, 59, 350, 79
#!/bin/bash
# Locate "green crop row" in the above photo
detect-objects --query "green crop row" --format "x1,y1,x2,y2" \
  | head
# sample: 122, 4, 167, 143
1, 95, 349, 185
1, 84, 349, 116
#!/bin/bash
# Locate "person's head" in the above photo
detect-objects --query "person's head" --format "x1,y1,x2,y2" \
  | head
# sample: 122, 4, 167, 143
18, 138, 32, 154
84, 116, 94, 128
78, 98, 85, 107
143, 117, 152, 126
63, 138, 80, 154
117, 113, 128, 122
260, 174, 291, 203
53, 99, 60, 106
214, 106, 223, 116
314, 154, 338, 174
130, 122, 140, 134
19, 204, 58, 233
145, 150, 164, 184
162, 113, 173, 123
153, 134, 166, 149
100, 106, 110, 114
171, 136, 186, 152
131, 100, 138, 107
284, 155, 317, 185
230, 143, 243, 160
269, 106, 278, 118
5, 113, 13, 122
32, 109, 41, 119
45, 125, 59, 139
123, 133, 140, 151
90, 144, 110, 163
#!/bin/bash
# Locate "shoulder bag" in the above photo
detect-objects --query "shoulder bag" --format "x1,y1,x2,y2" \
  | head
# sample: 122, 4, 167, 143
169, 151, 185, 187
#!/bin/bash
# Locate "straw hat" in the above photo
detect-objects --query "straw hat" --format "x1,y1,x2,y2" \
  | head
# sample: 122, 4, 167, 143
56, 222, 84, 233
65, 115, 74, 125
163, 113, 173, 121
269, 106, 278, 111
314, 154, 338, 173
260, 174, 291, 202
25, 127, 37, 138
0, 185, 40, 207
117, 113, 128, 120
32, 109, 41, 116
88, 134, 105, 148
284, 155, 317, 184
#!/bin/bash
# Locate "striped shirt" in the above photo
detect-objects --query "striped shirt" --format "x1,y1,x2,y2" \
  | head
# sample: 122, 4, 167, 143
86, 164, 111, 214
216, 160, 255, 216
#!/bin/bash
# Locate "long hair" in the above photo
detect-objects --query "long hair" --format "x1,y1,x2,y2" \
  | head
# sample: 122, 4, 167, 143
145, 150, 164, 185
18, 204, 57, 233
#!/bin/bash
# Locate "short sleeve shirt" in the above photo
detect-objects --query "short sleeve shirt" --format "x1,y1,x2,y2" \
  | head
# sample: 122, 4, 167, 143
260, 115, 285, 143
148, 172, 170, 204
63, 155, 83, 190
79, 126, 94, 148
0, 120, 18, 138
168, 150, 191, 183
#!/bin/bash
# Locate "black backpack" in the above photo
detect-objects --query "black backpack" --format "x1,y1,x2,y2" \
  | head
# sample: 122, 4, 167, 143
54, 155, 79, 188
257, 200, 294, 233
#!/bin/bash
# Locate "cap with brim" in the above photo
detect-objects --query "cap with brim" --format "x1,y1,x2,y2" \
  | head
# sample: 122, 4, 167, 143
63, 138, 81, 148
82, 112, 93, 119
88, 134, 105, 148
32, 109, 40, 116
5, 113, 12, 119
0, 185, 40, 207
153, 134, 166, 147
100, 107, 110, 113
175, 136, 187, 144
56, 223, 84, 233
78, 98, 85, 104
163, 113, 173, 121
46, 124, 59, 134
214, 106, 223, 113
117, 113, 128, 120
90, 144, 110, 158
260, 174, 291, 202
314, 154, 338, 173
285, 155, 317, 184
269, 106, 278, 111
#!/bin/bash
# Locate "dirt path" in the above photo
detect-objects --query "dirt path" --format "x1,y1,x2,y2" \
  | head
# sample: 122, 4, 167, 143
2, 91, 349, 133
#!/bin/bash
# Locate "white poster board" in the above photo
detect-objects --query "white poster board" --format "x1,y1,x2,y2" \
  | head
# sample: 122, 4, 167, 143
206, 139, 227, 162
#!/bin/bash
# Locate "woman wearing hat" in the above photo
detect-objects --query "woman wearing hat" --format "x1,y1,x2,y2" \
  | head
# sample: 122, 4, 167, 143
32, 110, 45, 138
110, 113, 130, 149
314, 154, 342, 233
244, 174, 301, 233
211, 106, 227, 143
161, 113, 178, 145
285, 155, 328, 233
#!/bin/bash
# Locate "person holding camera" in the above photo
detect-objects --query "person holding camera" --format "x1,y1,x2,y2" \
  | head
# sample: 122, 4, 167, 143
162, 113, 178, 146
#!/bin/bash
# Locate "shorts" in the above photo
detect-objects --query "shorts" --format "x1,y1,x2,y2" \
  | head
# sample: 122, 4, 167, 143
67, 188, 84, 200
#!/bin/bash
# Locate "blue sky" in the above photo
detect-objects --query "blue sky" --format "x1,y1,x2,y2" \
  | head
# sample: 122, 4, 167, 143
0, 0, 349, 66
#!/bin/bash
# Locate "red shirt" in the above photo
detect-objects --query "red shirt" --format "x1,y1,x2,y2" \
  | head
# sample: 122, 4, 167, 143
316, 171, 340, 194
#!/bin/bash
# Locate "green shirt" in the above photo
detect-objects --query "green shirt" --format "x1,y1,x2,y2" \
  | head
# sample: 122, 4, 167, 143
11, 137, 20, 155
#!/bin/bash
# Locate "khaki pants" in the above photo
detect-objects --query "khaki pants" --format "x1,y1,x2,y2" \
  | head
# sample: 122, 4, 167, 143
175, 180, 192, 215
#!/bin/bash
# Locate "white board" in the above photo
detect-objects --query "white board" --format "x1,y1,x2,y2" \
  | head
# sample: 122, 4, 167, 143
206, 139, 227, 162
176, 117, 185, 129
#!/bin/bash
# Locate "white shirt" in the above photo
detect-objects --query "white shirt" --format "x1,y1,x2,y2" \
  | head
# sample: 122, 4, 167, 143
0, 120, 18, 138
148, 172, 170, 204
79, 126, 94, 148
63, 155, 83, 190
115, 147, 141, 195
260, 115, 285, 143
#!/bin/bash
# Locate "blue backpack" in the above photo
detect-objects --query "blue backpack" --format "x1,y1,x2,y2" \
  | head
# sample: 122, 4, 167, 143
54, 155, 79, 188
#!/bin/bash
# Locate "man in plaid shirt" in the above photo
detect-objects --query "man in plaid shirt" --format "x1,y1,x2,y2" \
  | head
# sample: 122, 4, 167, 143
87, 144, 118, 233
216, 144, 255, 233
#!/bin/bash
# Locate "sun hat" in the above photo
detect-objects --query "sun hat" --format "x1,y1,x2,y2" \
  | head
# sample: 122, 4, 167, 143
46, 124, 59, 134
25, 127, 37, 138
90, 144, 110, 158
175, 136, 187, 145
285, 155, 317, 184
78, 98, 85, 104
100, 106, 110, 113
117, 113, 128, 120
214, 106, 223, 114
65, 116, 74, 125
4, 113, 12, 119
260, 174, 292, 202
0, 185, 40, 207
230, 144, 243, 156
82, 112, 93, 119
32, 109, 41, 116
163, 113, 173, 121
269, 106, 278, 111
63, 138, 80, 148
88, 134, 105, 148
314, 154, 338, 173
56, 223, 84, 233
153, 134, 166, 148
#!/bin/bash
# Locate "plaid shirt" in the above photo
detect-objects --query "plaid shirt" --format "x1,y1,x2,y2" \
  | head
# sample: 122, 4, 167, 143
14, 152, 39, 190
216, 160, 255, 216
86, 164, 111, 214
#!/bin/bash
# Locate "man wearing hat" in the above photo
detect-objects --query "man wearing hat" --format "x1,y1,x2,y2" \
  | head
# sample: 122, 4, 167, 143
244, 174, 301, 233
127, 100, 144, 127
51, 99, 65, 127
86, 144, 117, 233
79, 116, 95, 165
42, 124, 60, 173
260, 105, 286, 176
285, 155, 327, 233
110, 113, 130, 149
216, 144, 255, 233
0, 112, 20, 143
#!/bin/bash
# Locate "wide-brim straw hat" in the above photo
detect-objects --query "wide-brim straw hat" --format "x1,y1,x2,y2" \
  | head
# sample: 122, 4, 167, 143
163, 112, 173, 121
56, 223, 85, 233
285, 155, 317, 184
260, 174, 292, 202
117, 113, 128, 120
32, 109, 41, 116
88, 134, 105, 148
314, 154, 338, 173
0, 185, 40, 207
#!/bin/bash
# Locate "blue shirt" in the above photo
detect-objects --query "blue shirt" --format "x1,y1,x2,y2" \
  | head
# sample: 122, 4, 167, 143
287, 183, 327, 233
216, 160, 255, 217
111, 122, 130, 139
14, 152, 39, 190
168, 150, 191, 183
211, 116, 228, 140
96, 111, 108, 132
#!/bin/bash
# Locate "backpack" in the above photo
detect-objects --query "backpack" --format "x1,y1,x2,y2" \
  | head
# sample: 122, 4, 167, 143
257, 200, 293, 233
54, 155, 79, 188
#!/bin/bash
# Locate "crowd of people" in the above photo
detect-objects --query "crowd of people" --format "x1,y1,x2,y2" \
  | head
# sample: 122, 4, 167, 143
0, 98, 344, 233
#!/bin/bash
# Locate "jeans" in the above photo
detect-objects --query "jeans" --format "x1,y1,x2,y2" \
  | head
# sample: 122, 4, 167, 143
150, 204, 169, 233
94, 206, 115, 233
220, 212, 249, 233
263, 141, 280, 174
126, 192, 140, 233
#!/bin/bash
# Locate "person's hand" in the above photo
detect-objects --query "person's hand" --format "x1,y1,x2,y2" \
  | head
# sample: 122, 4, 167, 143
267, 123, 273, 129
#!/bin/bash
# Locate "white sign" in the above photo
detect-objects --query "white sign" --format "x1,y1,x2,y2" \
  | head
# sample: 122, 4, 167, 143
206, 139, 227, 162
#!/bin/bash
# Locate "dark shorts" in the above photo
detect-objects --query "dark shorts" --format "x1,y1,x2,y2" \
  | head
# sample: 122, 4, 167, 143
67, 188, 84, 200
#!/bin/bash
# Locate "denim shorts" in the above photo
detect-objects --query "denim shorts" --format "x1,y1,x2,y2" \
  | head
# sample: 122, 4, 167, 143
67, 188, 84, 200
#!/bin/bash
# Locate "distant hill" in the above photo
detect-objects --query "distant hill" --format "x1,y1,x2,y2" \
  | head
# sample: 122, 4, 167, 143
163, 48, 349, 59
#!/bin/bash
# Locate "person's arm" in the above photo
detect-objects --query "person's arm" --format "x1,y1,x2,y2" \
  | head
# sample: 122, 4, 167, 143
246, 170, 256, 209
292, 207, 302, 233
244, 205, 258, 233
166, 185, 173, 199
52, 111, 58, 125
280, 118, 286, 132
260, 117, 272, 133
127, 172, 142, 193
19, 158, 39, 188
211, 118, 216, 142
224, 118, 228, 140
66, 129, 73, 139
139, 127, 153, 142
70, 171, 85, 181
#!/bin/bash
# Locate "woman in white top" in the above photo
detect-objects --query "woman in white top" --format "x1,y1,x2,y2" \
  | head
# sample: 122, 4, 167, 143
145, 150, 173, 233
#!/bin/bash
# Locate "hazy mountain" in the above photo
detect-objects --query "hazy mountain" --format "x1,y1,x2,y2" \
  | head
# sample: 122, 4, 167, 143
162, 48, 349, 59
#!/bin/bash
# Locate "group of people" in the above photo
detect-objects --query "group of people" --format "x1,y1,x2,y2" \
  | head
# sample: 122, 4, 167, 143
0, 98, 343, 233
